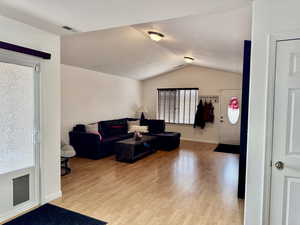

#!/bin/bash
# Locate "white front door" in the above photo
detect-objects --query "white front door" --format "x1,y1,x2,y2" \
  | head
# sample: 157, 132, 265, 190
0, 56, 40, 222
219, 89, 241, 145
270, 39, 300, 225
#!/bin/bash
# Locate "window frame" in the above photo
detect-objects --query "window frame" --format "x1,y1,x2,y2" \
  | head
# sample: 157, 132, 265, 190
157, 88, 199, 125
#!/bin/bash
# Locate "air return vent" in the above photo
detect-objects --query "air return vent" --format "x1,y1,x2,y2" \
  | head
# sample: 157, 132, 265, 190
13, 174, 30, 206
62, 26, 77, 32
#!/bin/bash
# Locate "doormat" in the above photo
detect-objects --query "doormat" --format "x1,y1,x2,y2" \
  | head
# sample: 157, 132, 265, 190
4, 204, 107, 225
214, 144, 240, 154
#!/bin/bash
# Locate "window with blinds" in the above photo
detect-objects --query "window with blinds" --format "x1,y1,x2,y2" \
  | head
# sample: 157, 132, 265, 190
157, 88, 199, 125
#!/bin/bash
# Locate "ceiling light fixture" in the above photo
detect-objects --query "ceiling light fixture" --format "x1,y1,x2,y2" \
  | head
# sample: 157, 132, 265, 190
148, 31, 165, 42
184, 56, 195, 63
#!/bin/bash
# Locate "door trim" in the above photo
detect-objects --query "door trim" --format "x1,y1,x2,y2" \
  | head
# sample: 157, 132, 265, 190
262, 30, 300, 225
219, 89, 242, 145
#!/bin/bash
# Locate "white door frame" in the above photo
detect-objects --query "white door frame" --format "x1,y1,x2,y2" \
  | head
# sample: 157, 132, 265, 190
260, 29, 300, 225
219, 89, 242, 145
0, 49, 44, 222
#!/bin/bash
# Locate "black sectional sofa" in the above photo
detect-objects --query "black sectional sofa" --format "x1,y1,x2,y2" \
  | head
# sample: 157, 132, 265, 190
141, 119, 181, 151
69, 118, 181, 160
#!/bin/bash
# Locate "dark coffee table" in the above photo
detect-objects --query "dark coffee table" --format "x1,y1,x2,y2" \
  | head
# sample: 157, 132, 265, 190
115, 135, 158, 163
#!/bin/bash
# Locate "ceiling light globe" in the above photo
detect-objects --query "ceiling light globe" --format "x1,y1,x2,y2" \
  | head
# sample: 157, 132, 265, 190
148, 31, 164, 42
184, 56, 195, 63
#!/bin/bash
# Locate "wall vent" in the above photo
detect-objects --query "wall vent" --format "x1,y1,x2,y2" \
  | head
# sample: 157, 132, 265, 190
62, 26, 77, 32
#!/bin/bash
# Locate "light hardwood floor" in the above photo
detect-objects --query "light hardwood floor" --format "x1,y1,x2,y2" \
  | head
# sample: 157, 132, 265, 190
53, 141, 244, 225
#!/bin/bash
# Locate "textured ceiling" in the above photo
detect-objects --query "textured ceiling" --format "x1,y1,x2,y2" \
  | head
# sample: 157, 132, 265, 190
62, 5, 252, 80
0, 0, 251, 35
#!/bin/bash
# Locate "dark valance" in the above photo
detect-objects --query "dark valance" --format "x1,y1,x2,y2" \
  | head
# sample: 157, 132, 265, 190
0, 41, 51, 60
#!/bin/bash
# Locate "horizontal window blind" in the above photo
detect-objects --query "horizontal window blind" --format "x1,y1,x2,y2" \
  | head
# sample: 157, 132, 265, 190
157, 88, 199, 125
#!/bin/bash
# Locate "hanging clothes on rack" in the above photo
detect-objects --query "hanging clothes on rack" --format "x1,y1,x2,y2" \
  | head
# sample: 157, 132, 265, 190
207, 101, 214, 123
203, 100, 215, 123
194, 99, 205, 129
194, 99, 215, 129
203, 100, 210, 122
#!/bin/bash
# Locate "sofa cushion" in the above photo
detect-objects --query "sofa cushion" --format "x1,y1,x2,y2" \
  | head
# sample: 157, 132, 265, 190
127, 118, 139, 121
141, 119, 165, 133
73, 124, 86, 132
99, 118, 128, 137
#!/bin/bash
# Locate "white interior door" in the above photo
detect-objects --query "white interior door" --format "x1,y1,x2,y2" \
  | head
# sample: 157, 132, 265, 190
269, 39, 300, 225
219, 89, 241, 145
0, 53, 40, 222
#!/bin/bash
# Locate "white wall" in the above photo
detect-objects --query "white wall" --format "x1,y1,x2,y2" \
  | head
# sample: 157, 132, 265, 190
142, 65, 242, 143
61, 64, 142, 142
0, 16, 61, 203
245, 1, 300, 225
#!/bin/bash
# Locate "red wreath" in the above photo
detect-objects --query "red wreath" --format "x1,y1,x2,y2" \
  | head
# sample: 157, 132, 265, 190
229, 97, 239, 110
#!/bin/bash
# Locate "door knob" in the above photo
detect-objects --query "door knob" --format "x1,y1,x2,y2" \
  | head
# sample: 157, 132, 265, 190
275, 161, 284, 170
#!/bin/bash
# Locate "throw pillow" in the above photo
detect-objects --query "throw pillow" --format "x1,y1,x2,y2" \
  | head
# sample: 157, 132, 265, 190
128, 125, 148, 133
127, 120, 140, 130
86, 123, 102, 141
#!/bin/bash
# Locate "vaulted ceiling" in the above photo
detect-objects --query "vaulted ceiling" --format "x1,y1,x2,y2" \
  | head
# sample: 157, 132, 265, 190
0, 0, 251, 34
61, 6, 252, 80
0, 0, 252, 80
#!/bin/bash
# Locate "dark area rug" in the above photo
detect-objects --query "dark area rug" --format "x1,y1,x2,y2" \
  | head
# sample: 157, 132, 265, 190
214, 144, 240, 154
4, 204, 107, 225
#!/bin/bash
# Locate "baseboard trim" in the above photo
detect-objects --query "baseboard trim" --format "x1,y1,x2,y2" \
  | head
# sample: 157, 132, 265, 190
43, 190, 62, 204
0, 201, 38, 224
0, 191, 62, 223
180, 137, 219, 144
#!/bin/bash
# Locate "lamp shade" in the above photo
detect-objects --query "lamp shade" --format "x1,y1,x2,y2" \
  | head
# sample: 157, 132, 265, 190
137, 106, 148, 113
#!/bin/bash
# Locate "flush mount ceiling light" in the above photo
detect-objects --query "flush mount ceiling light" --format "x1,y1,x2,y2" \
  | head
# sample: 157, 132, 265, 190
148, 31, 165, 42
184, 56, 195, 63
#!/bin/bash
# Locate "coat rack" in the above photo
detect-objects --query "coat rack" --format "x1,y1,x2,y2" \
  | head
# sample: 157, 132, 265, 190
198, 95, 219, 103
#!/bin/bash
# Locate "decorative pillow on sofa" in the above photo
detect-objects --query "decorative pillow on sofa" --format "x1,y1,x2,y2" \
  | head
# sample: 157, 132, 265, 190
86, 123, 102, 141
127, 120, 140, 130
128, 125, 148, 133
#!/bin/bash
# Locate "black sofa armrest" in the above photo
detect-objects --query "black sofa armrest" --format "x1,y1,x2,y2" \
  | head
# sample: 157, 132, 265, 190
69, 131, 103, 159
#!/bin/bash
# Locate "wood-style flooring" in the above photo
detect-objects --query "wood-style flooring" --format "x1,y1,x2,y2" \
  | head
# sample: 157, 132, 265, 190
53, 141, 244, 225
